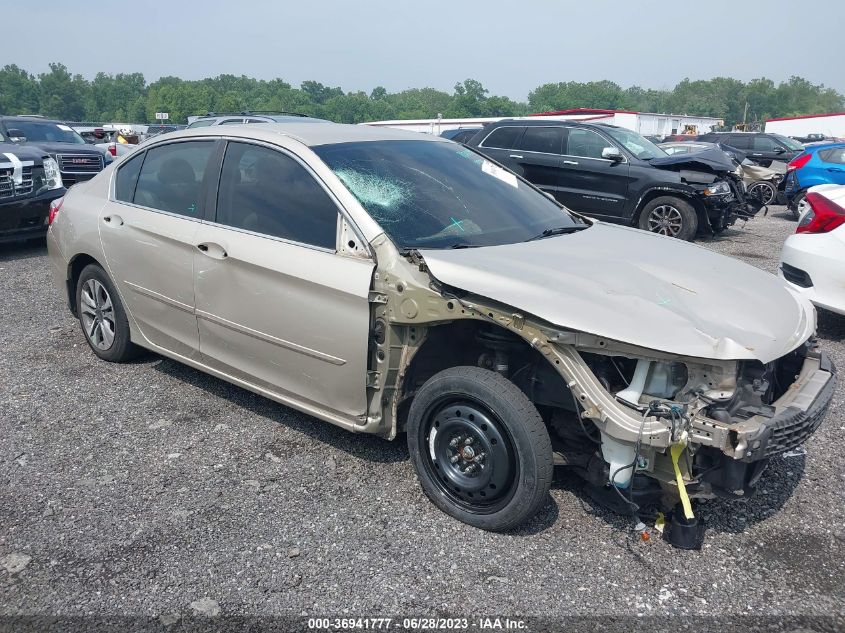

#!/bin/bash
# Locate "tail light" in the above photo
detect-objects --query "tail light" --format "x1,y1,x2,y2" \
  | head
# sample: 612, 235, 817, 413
797, 192, 845, 234
48, 197, 63, 226
107, 143, 116, 157
787, 153, 811, 172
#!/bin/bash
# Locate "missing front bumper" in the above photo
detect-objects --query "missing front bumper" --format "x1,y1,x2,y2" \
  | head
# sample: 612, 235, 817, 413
739, 353, 835, 462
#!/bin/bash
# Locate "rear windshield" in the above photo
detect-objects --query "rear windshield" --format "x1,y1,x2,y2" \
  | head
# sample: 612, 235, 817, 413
314, 140, 581, 249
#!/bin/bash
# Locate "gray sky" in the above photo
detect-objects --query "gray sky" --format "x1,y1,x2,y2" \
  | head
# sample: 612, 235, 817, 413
5, 0, 844, 99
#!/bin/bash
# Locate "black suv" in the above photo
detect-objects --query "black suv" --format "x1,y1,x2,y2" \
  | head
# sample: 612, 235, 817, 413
467, 119, 754, 240
696, 132, 804, 167
0, 116, 110, 186
0, 142, 66, 243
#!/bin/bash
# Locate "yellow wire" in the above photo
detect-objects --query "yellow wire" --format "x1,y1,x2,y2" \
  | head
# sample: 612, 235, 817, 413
670, 442, 695, 520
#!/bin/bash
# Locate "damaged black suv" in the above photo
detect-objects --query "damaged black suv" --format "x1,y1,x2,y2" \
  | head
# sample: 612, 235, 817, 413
467, 119, 758, 240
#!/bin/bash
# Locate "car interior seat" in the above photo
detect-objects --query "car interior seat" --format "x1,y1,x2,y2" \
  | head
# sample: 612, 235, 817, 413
157, 158, 198, 216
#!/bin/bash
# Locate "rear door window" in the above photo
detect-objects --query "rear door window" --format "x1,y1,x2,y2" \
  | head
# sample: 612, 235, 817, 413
727, 135, 751, 149
480, 126, 523, 150
753, 136, 780, 151
132, 141, 216, 217
214, 141, 338, 249
516, 127, 564, 154
114, 152, 144, 202
819, 148, 845, 164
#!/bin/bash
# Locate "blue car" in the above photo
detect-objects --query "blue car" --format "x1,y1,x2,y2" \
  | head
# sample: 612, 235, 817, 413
783, 141, 845, 218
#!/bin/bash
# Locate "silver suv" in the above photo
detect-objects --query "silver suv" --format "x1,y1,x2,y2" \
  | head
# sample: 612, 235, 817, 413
45, 123, 834, 542
186, 111, 324, 128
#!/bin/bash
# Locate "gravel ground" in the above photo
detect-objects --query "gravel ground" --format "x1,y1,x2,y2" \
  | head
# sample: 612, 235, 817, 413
1, 208, 843, 629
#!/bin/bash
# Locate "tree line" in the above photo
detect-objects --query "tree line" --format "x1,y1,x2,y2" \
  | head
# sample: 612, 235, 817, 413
1, 63, 842, 127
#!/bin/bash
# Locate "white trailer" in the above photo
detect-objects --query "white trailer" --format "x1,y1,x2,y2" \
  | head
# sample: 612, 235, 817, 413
530, 109, 723, 137
364, 108, 723, 138
764, 112, 845, 138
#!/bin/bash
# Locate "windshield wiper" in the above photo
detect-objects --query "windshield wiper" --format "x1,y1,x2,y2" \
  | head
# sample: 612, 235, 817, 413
525, 225, 588, 242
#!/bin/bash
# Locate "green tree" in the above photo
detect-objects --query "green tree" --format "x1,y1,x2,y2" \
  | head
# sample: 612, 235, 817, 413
38, 63, 88, 120
1, 64, 842, 127
0, 65, 40, 115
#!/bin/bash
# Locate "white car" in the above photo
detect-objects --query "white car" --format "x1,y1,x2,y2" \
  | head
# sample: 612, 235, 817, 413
779, 184, 845, 316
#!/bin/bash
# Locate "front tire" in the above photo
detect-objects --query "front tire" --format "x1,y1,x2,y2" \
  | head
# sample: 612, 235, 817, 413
76, 264, 140, 362
407, 366, 553, 532
637, 196, 698, 241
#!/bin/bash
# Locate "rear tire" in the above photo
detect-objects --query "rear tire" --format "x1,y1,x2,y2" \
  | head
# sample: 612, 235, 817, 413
407, 366, 553, 532
637, 196, 698, 241
76, 264, 140, 362
789, 190, 806, 221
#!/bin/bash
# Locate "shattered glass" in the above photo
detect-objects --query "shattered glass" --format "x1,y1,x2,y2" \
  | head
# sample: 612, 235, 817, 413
315, 140, 581, 249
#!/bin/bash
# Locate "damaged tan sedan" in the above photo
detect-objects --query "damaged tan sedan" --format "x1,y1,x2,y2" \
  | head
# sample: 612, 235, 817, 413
46, 123, 835, 544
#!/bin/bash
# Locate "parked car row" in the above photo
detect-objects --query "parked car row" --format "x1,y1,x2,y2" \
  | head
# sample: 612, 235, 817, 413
44, 121, 835, 548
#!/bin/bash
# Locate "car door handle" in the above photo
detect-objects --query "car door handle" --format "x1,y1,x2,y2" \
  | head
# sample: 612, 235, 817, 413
196, 242, 227, 259
509, 154, 523, 159
827, 167, 844, 172
563, 160, 579, 165
102, 215, 123, 226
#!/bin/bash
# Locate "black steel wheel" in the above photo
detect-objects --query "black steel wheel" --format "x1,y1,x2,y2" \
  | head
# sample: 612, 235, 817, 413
422, 400, 518, 513
407, 366, 553, 531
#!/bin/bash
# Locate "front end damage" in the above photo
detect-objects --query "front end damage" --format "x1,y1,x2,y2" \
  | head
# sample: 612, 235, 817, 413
362, 235, 836, 541
651, 146, 765, 232
685, 170, 760, 232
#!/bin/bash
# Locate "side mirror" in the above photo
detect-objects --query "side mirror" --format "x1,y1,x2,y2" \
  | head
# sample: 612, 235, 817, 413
773, 146, 786, 154
602, 147, 623, 162
7, 128, 27, 142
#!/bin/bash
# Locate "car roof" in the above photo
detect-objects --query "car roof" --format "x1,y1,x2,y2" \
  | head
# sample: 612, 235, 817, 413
492, 118, 621, 130
153, 121, 444, 147
0, 115, 65, 124
803, 141, 845, 151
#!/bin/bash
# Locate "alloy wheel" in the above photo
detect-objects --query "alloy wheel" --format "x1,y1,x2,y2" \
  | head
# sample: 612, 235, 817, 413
646, 204, 684, 237
747, 181, 776, 205
80, 279, 116, 350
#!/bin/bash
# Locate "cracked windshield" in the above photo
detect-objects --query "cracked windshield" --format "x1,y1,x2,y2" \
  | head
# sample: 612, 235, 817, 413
314, 140, 584, 249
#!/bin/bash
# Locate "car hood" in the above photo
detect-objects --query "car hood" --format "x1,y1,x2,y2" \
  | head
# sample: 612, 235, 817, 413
21, 141, 106, 157
419, 223, 815, 363
0, 142, 48, 163
650, 146, 738, 174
